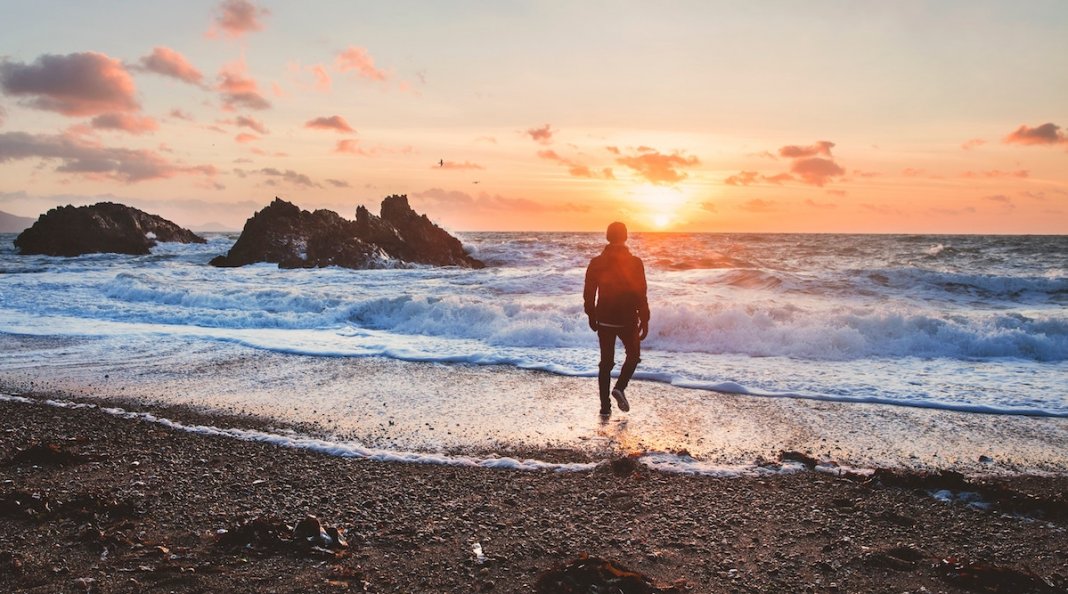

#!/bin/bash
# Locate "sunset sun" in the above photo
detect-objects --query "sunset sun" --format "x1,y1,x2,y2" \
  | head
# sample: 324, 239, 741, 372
630, 185, 688, 230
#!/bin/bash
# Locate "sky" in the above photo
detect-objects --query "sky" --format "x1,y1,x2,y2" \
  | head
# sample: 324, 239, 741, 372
1, 0, 1066, 233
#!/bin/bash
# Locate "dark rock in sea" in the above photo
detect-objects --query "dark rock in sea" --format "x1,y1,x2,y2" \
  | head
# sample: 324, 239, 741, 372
210, 195, 484, 269
14, 202, 206, 256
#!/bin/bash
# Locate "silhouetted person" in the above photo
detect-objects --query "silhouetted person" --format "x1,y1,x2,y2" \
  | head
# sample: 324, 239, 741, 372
584, 222, 649, 416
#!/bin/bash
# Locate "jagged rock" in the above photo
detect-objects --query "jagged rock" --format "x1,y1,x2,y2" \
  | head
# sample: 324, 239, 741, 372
14, 202, 205, 256
210, 195, 483, 269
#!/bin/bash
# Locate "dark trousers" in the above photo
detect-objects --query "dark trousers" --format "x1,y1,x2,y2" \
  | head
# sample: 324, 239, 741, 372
598, 325, 641, 408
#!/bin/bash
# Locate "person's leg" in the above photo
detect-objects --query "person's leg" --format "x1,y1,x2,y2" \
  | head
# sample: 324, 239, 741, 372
597, 327, 616, 411
615, 326, 642, 391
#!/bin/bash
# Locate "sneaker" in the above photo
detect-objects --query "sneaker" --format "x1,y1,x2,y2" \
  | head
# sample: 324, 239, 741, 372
599, 408, 611, 417
611, 387, 630, 412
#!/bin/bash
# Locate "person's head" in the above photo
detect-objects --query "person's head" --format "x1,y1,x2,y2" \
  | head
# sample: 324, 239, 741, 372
606, 221, 628, 244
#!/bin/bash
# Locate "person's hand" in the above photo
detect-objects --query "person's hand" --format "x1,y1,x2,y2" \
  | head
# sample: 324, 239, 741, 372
588, 316, 598, 332
638, 320, 649, 341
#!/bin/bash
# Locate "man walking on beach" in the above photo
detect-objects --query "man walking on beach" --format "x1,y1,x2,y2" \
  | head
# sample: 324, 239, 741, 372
584, 222, 650, 416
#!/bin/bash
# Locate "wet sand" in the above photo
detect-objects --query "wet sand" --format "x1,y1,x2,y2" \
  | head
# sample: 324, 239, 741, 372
1, 333, 1066, 475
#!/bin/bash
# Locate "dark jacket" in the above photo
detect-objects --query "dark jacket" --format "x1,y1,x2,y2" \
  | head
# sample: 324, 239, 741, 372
584, 244, 650, 327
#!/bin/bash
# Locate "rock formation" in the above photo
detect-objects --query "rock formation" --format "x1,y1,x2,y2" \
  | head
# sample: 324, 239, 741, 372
14, 202, 206, 256
209, 195, 483, 269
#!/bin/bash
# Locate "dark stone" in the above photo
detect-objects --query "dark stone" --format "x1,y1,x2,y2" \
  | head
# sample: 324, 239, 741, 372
14, 202, 205, 256
211, 195, 484, 269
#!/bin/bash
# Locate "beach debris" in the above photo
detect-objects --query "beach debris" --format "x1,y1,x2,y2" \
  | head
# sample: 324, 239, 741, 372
866, 470, 1068, 523
217, 514, 349, 556
293, 515, 349, 549
0, 550, 25, 575
3, 442, 92, 467
861, 544, 928, 571
472, 541, 487, 564
779, 450, 820, 469
938, 555, 1063, 593
607, 454, 643, 477
534, 553, 684, 594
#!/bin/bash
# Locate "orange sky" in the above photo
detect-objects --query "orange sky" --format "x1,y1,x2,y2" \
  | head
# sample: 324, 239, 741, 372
1, 1, 1066, 233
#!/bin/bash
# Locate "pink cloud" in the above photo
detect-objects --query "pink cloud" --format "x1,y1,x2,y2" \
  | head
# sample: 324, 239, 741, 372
0, 52, 139, 116
740, 199, 776, 212
0, 130, 216, 182
257, 167, 318, 187
90, 113, 159, 135
307, 115, 354, 133
137, 47, 204, 86
435, 160, 483, 170
233, 115, 268, 134
790, 157, 845, 186
961, 169, 1029, 179
336, 46, 388, 82
960, 138, 986, 151
984, 194, 1013, 205
208, 0, 269, 39
413, 187, 588, 213
234, 132, 258, 143
778, 141, 834, 158
724, 171, 760, 186
538, 148, 612, 179
901, 167, 926, 177
335, 138, 412, 157
852, 169, 880, 178
764, 173, 794, 185
616, 148, 699, 185
1003, 123, 1067, 146
805, 198, 838, 209
310, 64, 331, 92
527, 124, 554, 144
169, 108, 194, 121
216, 58, 270, 111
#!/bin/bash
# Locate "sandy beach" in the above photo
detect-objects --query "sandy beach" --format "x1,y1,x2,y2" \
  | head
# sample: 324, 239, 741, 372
3, 380, 1068, 592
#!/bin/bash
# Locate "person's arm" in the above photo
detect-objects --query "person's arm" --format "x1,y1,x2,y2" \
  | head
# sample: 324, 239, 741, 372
583, 260, 598, 331
637, 259, 650, 339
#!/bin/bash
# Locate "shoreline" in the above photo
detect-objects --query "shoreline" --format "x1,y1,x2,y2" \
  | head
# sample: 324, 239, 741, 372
3, 392, 1068, 593
3, 333, 1068, 477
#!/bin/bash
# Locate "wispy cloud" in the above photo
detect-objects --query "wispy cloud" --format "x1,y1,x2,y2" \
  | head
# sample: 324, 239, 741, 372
960, 138, 986, 150
136, 47, 204, 86
0, 130, 216, 183
414, 187, 589, 213
336, 46, 388, 82
526, 124, 554, 144
233, 115, 268, 134
0, 52, 139, 116
778, 141, 834, 158
208, 0, 269, 39
306, 115, 354, 133
615, 147, 699, 185
961, 169, 1028, 179
89, 113, 159, 135
216, 57, 270, 111
537, 149, 613, 179
1003, 122, 1067, 146
309, 64, 331, 92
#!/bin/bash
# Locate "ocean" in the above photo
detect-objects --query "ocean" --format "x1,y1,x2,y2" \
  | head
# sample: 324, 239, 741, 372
1, 232, 1066, 421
